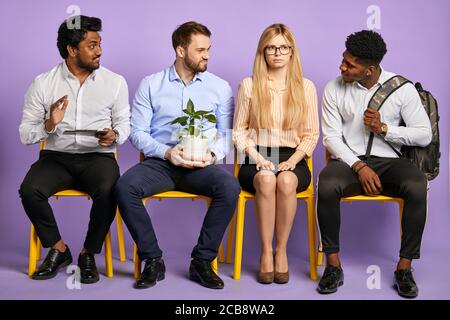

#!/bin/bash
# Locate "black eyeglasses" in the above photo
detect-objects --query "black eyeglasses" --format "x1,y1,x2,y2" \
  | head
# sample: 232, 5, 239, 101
264, 45, 292, 55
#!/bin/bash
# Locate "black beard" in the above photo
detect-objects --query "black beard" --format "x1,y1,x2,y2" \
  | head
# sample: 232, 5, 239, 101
75, 55, 100, 72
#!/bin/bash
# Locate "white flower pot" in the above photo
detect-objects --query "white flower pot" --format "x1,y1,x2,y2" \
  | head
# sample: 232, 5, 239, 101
181, 136, 208, 160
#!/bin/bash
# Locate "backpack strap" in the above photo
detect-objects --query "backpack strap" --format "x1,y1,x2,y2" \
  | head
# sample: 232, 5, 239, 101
364, 75, 411, 160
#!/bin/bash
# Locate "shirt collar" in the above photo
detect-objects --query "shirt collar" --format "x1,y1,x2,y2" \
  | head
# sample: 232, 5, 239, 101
169, 64, 204, 83
354, 65, 387, 90
376, 66, 389, 85
61, 61, 98, 81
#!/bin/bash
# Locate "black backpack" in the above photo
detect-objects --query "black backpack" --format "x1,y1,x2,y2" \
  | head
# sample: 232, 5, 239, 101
365, 75, 440, 180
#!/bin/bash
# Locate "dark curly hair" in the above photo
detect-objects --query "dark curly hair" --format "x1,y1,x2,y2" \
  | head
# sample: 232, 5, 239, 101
57, 15, 102, 59
345, 30, 387, 65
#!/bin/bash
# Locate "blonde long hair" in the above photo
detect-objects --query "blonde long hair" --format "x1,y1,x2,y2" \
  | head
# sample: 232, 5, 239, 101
251, 24, 307, 129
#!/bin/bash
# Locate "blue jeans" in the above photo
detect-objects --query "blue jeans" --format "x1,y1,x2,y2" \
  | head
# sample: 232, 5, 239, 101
115, 157, 240, 261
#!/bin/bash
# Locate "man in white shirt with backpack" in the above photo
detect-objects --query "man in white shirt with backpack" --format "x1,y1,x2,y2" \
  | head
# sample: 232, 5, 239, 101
317, 30, 431, 298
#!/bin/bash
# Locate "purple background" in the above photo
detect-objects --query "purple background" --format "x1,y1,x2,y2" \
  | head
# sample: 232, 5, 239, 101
0, 0, 449, 299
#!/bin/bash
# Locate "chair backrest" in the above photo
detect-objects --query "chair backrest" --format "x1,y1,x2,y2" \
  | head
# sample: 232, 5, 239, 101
233, 147, 314, 193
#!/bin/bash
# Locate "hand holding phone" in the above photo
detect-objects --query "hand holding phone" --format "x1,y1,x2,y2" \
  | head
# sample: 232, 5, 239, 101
95, 130, 108, 138
97, 128, 116, 147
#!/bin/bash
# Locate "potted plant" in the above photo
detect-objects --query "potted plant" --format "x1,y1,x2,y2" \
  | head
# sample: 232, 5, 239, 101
171, 98, 216, 161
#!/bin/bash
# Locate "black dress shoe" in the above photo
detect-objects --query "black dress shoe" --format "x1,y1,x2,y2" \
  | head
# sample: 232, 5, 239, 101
189, 258, 224, 289
78, 252, 99, 284
317, 265, 344, 294
31, 246, 73, 280
135, 257, 165, 289
394, 269, 418, 298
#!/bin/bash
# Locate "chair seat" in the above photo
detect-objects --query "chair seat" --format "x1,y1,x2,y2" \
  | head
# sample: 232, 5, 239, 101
239, 188, 314, 200
53, 190, 89, 197
147, 191, 207, 199
342, 195, 403, 202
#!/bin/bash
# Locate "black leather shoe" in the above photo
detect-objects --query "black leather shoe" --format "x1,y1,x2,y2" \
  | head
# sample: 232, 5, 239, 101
78, 252, 99, 284
317, 265, 344, 294
31, 246, 73, 280
189, 258, 224, 289
135, 257, 165, 289
394, 269, 418, 298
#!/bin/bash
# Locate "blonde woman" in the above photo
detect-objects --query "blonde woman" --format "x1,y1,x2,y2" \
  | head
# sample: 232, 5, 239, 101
233, 24, 319, 284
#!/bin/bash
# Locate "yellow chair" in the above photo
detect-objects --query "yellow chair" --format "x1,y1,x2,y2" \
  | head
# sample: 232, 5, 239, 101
132, 153, 221, 279
28, 141, 127, 278
316, 151, 404, 266
224, 149, 318, 281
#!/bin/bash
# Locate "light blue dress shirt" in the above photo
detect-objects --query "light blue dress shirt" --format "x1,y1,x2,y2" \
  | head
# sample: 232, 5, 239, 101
130, 65, 234, 160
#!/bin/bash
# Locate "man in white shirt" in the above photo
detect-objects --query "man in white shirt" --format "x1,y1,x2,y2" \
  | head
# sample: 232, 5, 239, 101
19, 15, 130, 284
317, 30, 431, 298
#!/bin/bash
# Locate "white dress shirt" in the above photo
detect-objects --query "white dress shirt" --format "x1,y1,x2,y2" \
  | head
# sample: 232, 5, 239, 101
321, 67, 432, 167
19, 62, 130, 153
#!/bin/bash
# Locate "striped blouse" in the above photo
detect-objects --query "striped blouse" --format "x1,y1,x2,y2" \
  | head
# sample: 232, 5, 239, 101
233, 77, 319, 157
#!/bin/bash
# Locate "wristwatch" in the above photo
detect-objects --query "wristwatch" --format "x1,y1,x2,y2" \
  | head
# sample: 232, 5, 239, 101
113, 129, 119, 143
380, 123, 388, 136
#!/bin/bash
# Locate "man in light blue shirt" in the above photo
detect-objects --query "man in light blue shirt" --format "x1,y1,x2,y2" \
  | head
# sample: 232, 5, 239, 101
116, 21, 240, 290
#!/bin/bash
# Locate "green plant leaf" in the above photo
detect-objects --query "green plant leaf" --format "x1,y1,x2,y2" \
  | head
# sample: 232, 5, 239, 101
205, 114, 217, 123
170, 116, 188, 125
186, 99, 194, 114
195, 110, 210, 116
182, 109, 193, 116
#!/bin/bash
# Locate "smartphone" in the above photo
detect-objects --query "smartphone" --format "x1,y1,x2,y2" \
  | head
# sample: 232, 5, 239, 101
95, 130, 108, 138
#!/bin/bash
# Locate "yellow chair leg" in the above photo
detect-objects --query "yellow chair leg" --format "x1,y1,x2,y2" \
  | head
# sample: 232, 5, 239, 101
306, 197, 318, 281
115, 210, 126, 262
218, 242, 224, 264
133, 243, 141, 279
233, 197, 246, 280
104, 230, 113, 277
28, 225, 38, 277
225, 211, 236, 264
36, 237, 41, 261
317, 251, 324, 266
211, 257, 218, 275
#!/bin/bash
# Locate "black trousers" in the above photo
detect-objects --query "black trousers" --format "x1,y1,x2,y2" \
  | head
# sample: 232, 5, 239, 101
19, 150, 120, 254
317, 157, 428, 260
115, 158, 241, 262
